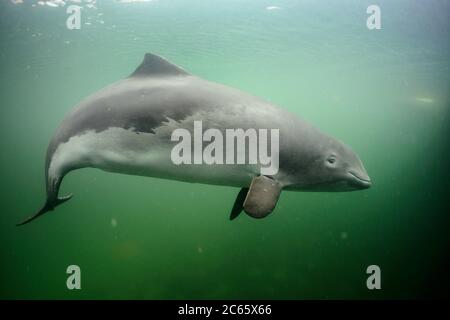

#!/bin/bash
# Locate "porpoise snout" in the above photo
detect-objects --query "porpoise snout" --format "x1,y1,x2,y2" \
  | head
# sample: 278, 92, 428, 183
348, 166, 371, 189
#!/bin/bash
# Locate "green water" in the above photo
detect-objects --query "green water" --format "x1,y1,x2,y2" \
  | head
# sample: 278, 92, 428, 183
0, 0, 449, 299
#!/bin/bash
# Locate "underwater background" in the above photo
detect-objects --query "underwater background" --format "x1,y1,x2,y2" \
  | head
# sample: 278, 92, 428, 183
0, 0, 449, 299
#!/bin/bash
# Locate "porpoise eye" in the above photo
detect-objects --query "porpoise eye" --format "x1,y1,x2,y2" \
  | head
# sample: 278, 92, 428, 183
326, 155, 337, 165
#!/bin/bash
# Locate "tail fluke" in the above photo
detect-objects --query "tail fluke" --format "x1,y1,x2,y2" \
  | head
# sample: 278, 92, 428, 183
16, 194, 73, 226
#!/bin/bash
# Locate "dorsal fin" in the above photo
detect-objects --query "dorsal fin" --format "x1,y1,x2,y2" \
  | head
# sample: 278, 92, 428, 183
129, 53, 190, 78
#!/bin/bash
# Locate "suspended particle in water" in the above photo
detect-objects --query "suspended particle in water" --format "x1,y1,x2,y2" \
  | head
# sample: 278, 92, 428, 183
266, 6, 281, 11
111, 218, 118, 228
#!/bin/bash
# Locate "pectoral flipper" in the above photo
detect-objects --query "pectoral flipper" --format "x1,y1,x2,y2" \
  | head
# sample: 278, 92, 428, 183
229, 175, 282, 220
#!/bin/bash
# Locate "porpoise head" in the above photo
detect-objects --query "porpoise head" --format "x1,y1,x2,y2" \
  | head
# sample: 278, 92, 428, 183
284, 134, 371, 192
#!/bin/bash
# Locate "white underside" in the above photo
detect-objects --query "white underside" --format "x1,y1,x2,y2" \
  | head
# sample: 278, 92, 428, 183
48, 118, 259, 188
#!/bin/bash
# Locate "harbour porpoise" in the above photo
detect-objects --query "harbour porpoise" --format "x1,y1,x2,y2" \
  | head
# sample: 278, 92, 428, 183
18, 53, 371, 225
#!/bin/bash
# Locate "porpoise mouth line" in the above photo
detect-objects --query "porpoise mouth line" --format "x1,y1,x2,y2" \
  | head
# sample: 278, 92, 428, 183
348, 171, 371, 183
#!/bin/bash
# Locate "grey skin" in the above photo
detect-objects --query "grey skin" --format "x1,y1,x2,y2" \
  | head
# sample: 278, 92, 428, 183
18, 53, 371, 225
